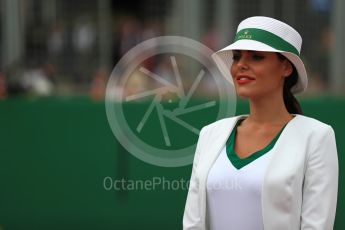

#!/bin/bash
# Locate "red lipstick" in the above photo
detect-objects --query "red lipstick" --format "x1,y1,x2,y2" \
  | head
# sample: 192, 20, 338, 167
236, 75, 255, 84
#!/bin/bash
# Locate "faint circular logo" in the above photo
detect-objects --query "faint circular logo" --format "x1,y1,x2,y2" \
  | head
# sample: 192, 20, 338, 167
105, 36, 236, 167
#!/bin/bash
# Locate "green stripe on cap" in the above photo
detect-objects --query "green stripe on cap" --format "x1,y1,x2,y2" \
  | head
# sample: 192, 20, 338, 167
234, 28, 300, 56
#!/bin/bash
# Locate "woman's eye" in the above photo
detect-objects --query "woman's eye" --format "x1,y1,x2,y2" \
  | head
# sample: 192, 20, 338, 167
252, 54, 264, 60
232, 54, 240, 61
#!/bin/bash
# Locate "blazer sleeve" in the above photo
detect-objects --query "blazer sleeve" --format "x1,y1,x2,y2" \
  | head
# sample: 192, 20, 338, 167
301, 126, 339, 229
183, 127, 206, 230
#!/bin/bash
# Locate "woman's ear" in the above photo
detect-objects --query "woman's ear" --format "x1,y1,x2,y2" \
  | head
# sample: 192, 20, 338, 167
282, 60, 293, 77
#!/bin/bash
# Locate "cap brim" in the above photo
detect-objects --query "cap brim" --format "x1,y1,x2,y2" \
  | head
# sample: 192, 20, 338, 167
213, 39, 308, 94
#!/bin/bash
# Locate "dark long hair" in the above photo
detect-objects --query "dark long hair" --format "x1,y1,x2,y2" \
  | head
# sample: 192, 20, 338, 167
277, 53, 303, 114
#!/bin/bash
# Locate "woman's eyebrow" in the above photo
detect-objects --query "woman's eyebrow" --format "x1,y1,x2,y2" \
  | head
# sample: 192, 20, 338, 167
233, 50, 256, 54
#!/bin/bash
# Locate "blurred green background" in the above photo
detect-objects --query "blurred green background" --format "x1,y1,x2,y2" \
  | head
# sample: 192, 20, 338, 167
1, 97, 344, 229
1, 0, 345, 229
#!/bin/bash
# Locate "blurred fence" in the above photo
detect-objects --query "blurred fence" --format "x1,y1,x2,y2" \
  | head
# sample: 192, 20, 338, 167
1, 0, 344, 98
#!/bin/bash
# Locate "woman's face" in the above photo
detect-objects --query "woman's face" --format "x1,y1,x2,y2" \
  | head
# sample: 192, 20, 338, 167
230, 50, 292, 98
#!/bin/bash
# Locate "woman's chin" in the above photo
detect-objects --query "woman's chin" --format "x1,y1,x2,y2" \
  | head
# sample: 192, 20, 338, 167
236, 90, 255, 98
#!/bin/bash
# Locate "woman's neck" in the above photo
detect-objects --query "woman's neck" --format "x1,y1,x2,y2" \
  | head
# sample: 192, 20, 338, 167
246, 94, 293, 126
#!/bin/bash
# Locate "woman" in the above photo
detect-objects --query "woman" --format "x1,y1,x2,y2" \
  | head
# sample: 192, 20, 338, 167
183, 16, 338, 230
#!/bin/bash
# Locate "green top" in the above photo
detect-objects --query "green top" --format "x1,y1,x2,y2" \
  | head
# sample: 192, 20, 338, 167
226, 118, 287, 170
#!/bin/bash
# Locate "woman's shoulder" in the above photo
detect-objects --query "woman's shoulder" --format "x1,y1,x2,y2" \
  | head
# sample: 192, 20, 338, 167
204, 115, 242, 128
199, 115, 245, 136
293, 114, 333, 130
291, 114, 335, 137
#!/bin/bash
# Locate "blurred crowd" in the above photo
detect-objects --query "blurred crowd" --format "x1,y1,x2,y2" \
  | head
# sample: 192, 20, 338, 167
0, 0, 337, 100
3, 14, 168, 100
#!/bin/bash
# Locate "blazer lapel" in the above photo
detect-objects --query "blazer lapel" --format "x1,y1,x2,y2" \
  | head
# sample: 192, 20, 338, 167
199, 115, 247, 177
197, 115, 247, 229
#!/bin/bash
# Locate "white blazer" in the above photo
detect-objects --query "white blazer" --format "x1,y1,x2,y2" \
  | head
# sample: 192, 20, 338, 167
183, 114, 338, 230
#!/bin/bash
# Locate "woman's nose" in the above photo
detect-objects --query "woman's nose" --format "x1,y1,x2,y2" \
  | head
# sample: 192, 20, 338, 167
236, 57, 249, 70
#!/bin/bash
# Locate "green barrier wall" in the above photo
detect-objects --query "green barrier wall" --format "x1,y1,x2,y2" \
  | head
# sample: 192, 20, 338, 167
0, 97, 344, 229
